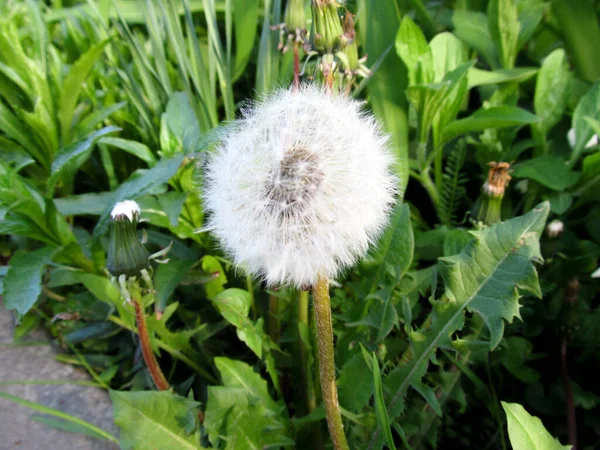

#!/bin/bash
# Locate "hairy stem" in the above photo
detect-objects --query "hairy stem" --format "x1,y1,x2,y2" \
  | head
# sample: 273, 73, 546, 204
313, 274, 349, 450
133, 296, 170, 391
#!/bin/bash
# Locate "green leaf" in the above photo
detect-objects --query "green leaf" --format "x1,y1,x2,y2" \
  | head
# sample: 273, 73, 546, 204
163, 92, 202, 154
368, 203, 549, 447
154, 260, 196, 312
357, 0, 408, 199
372, 353, 397, 450
467, 67, 537, 88
337, 352, 374, 412
205, 358, 292, 448
157, 191, 188, 227
502, 402, 571, 450
201, 255, 227, 298
54, 192, 113, 216
395, 16, 433, 86
59, 39, 110, 143
99, 137, 156, 166
429, 32, 468, 82
488, 0, 521, 69
534, 49, 570, 135
233, 0, 259, 81
0, 392, 118, 444
574, 152, 600, 202
48, 126, 120, 195
3, 246, 57, 321
512, 156, 580, 190
110, 390, 201, 450
453, 10, 499, 68
441, 106, 538, 145
370, 203, 414, 290
571, 82, 600, 165
94, 155, 184, 235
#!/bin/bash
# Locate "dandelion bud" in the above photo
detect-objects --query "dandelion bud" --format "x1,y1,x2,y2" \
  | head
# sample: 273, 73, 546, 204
546, 219, 564, 238
471, 162, 511, 226
285, 0, 307, 33
310, 0, 346, 53
107, 200, 150, 278
203, 85, 397, 288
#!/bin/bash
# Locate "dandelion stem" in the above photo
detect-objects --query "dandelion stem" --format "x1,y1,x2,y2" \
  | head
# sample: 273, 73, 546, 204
132, 292, 170, 391
313, 274, 349, 450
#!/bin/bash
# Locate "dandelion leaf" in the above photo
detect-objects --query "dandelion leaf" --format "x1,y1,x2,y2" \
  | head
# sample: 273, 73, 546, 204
369, 203, 549, 447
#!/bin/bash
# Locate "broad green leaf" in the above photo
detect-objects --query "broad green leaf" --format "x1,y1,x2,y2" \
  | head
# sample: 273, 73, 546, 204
368, 203, 549, 447
453, 10, 499, 68
502, 402, 571, 450
71, 272, 122, 308
512, 156, 580, 191
99, 137, 156, 166
47, 126, 120, 195
488, 0, 521, 69
94, 155, 184, 235
154, 260, 196, 312
517, 1, 545, 50
110, 390, 201, 450
548, 191, 573, 215
76, 101, 127, 137
59, 39, 110, 143
357, 0, 408, 199
441, 106, 538, 145
337, 352, 373, 412
395, 16, 433, 86
157, 191, 188, 227
54, 192, 113, 216
571, 82, 600, 165
429, 32, 468, 82
534, 49, 570, 135
163, 92, 201, 154
205, 358, 292, 449
468, 67, 537, 88
3, 246, 57, 321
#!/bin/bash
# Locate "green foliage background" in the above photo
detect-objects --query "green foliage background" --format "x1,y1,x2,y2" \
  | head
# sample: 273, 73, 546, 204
0, 0, 599, 449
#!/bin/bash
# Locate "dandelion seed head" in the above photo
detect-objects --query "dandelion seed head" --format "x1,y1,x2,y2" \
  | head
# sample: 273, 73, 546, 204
203, 85, 398, 288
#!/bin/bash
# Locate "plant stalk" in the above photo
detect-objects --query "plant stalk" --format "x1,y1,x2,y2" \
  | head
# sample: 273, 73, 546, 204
133, 296, 170, 391
298, 290, 317, 413
312, 274, 349, 450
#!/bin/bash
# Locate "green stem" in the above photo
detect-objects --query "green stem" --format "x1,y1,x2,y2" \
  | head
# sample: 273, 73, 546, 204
420, 167, 440, 210
246, 274, 256, 320
313, 274, 349, 450
298, 290, 317, 413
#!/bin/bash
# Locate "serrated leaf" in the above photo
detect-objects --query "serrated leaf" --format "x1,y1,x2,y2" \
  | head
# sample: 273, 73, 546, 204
502, 402, 571, 450
3, 246, 57, 321
110, 390, 201, 450
368, 203, 549, 447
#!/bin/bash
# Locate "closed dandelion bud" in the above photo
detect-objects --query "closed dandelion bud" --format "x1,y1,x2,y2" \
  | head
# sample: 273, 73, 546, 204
203, 85, 397, 288
311, 0, 346, 53
285, 0, 306, 32
546, 219, 564, 238
471, 162, 511, 226
107, 200, 150, 278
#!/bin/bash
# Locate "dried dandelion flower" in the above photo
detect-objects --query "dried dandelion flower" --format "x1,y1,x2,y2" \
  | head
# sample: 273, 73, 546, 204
203, 85, 397, 288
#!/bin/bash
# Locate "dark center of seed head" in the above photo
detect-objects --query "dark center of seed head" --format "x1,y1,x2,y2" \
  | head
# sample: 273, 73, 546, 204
265, 147, 323, 217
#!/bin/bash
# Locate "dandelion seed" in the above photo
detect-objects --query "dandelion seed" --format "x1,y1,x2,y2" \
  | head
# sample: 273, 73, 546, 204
203, 85, 397, 288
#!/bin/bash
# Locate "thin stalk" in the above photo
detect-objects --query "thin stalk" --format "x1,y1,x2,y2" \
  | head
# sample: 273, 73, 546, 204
108, 315, 219, 384
132, 295, 170, 391
313, 274, 349, 450
268, 294, 280, 341
246, 274, 256, 320
485, 357, 507, 450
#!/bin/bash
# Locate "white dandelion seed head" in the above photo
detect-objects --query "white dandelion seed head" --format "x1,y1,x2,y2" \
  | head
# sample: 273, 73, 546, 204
110, 200, 141, 223
203, 84, 398, 288
546, 219, 564, 238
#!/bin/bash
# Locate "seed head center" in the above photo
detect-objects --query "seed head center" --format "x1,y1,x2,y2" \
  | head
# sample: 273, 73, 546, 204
266, 147, 323, 217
